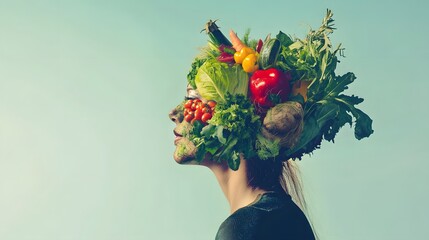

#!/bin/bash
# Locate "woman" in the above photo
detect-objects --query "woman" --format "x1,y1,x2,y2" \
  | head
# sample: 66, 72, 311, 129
169, 11, 373, 240
169, 86, 315, 240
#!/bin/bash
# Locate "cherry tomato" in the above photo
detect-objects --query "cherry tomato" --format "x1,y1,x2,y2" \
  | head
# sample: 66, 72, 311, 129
207, 101, 216, 108
184, 100, 192, 109
191, 103, 197, 110
194, 104, 201, 111
201, 113, 212, 123
200, 106, 208, 113
194, 108, 203, 120
184, 114, 193, 122
197, 102, 204, 109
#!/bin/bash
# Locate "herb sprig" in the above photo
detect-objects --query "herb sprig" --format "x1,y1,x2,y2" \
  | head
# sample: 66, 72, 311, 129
276, 9, 374, 159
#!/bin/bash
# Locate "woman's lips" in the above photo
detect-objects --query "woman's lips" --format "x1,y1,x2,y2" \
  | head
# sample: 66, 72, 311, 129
174, 130, 183, 145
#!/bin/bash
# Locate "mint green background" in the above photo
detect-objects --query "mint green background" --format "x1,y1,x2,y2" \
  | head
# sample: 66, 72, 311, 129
1, 1, 428, 239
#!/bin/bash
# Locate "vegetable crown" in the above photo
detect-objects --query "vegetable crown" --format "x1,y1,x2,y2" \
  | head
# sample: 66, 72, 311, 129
185, 9, 374, 170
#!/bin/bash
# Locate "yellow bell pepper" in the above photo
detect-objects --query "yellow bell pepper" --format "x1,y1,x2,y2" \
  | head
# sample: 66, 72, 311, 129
234, 47, 255, 64
242, 53, 258, 73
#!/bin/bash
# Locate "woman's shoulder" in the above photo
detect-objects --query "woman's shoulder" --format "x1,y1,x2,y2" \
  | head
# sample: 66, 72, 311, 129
215, 204, 268, 240
215, 191, 315, 240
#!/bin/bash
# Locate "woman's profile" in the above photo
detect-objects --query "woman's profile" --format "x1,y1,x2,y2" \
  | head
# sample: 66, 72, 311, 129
169, 10, 373, 240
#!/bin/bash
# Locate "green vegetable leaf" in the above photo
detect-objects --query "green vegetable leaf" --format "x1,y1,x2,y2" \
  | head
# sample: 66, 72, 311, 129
278, 10, 374, 159
195, 145, 206, 162
216, 125, 226, 144
195, 59, 249, 103
323, 107, 352, 142
255, 134, 280, 160
276, 31, 294, 47
228, 151, 241, 171
189, 94, 262, 170
334, 94, 374, 140
187, 58, 206, 89
201, 124, 216, 138
314, 102, 340, 128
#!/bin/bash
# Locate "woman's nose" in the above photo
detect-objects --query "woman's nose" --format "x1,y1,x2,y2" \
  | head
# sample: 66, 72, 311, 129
169, 106, 183, 123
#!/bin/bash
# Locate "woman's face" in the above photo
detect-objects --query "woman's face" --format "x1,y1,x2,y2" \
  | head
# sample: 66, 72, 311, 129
169, 85, 202, 164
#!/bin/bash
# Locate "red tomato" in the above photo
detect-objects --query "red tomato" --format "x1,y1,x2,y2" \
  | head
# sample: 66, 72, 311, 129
207, 101, 216, 108
195, 104, 201, 111
201, 112, 212, 123
184, 100, 192, 109
194, 108, 203, 120
198, 102, 204, 109
202, 106, 209, 113
191, 103, 197, 110
184, 114, 193, 122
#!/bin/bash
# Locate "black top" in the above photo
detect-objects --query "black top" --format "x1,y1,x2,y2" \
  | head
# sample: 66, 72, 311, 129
215, 191, 315, 240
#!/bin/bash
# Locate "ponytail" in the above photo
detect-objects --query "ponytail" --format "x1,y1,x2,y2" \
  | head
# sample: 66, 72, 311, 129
280, 160, 307, 211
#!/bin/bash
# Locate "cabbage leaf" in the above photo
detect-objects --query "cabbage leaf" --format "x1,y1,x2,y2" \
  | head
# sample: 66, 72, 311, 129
195, 59, 248, 103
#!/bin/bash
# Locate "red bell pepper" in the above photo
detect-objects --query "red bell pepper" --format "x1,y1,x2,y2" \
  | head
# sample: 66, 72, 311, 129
249, 68, 292, 108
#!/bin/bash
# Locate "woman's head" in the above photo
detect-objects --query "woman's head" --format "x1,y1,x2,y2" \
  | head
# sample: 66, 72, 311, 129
169, 15, 373, 189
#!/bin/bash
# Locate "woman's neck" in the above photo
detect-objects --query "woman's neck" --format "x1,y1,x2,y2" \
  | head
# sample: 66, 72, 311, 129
204, 158, 267, 214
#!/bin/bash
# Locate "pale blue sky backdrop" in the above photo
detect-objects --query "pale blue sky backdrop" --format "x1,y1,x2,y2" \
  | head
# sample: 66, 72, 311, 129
1, 0, 428, 239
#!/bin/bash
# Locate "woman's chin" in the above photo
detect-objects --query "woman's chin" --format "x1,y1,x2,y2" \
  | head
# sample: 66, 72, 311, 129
173, 140, 198, 164
173, 153, 194, 164
173, 156, 201, 165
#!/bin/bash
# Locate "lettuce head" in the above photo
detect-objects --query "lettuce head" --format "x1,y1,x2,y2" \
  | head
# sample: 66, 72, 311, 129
195, 59, 249, 103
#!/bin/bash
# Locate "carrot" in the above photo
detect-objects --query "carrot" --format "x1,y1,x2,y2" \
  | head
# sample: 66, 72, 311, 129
229, 30, 246, 52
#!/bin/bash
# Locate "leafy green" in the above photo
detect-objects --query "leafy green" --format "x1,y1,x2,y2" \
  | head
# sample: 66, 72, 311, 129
189, 94, 279, 170
276, 31, 294, 47
276, 10, 340, 83
255, 134, 280, 160
187, 9, 374, 166
279, 10, 374, 159
195, 59, 249, 103
242, 29, 258, 50
187, 41, 223, 89
187, 58, 206, 89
